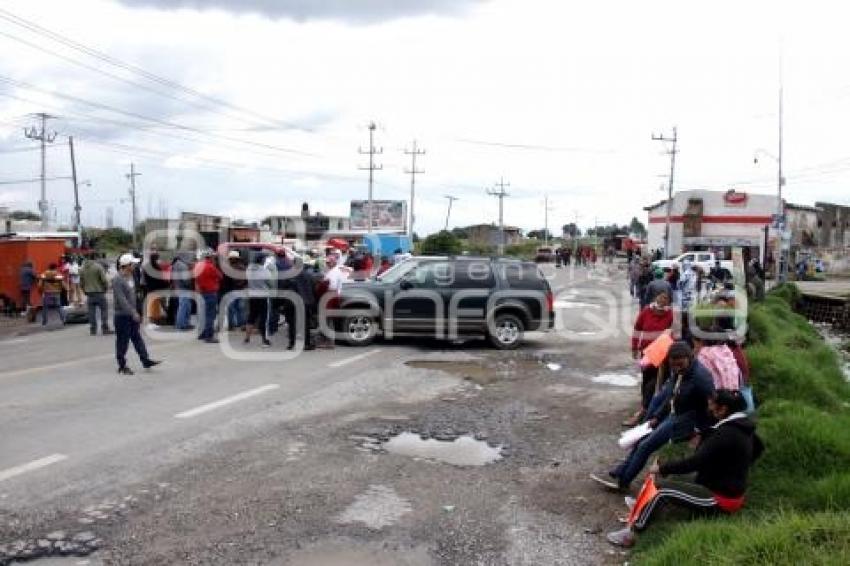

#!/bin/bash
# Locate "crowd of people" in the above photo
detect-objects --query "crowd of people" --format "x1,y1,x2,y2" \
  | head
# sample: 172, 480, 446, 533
16, 243, 410, 374
590, 251, 764, 548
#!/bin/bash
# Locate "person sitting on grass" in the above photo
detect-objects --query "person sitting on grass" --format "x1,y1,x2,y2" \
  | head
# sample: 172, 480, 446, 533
592, 341, 715, 491
606, 389, 764, 547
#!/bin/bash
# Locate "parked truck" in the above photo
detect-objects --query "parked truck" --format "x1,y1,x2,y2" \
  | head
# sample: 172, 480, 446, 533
652, 251, 733, 274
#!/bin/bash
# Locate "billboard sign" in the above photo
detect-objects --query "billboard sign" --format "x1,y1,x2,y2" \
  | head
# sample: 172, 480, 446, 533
350, 200, 407, 231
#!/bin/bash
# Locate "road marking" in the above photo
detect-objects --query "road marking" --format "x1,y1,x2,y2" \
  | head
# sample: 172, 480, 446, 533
0, 338, 28, 346
327, 349, 382, 368
175, 384, 280, 419
0, 341, 183, 380
0, 454, 68, 483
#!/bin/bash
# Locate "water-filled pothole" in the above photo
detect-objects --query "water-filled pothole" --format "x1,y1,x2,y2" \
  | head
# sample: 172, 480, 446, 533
365, 432, 503, 466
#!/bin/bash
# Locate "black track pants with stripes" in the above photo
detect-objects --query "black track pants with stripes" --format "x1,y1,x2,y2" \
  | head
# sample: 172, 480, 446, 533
633, 478, 720, 531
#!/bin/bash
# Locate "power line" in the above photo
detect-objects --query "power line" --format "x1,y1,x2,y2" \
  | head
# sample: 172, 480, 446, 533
0, 175, 71, 186
0, 7, 312, 132
0, 75, 316, 157
404, 139, 425, 238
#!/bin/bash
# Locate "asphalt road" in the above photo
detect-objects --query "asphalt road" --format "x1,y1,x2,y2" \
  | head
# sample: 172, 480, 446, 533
1, 263, 637, 565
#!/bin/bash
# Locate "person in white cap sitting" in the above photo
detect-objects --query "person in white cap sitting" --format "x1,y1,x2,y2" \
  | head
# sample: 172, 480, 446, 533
113, 253, 161, 375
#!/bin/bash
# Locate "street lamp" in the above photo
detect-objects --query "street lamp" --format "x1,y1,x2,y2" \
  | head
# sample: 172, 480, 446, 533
753, 149, 787, 282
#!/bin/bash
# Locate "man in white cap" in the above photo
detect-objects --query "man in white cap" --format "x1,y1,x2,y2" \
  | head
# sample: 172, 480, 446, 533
113, 253, 161, 375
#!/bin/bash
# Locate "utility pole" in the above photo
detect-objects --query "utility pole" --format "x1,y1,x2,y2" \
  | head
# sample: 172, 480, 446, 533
24, 112, 57, 230
68, 136, 81, 235
543, 193, 553, 247
404, 140, 425, 239
652, 127, 678, 258
487, 177, 510, 256
444, 195, 459, 231
358, 122, 383, 233
126, 163, 141, 250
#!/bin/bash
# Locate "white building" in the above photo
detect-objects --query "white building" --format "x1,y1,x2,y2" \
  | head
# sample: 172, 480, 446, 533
645, 189, 779, 261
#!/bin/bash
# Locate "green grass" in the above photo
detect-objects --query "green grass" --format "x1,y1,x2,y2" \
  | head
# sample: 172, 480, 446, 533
635, 283, 850, 565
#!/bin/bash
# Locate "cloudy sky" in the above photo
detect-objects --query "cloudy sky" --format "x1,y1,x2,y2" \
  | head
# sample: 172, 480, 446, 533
1, 0, 849, 235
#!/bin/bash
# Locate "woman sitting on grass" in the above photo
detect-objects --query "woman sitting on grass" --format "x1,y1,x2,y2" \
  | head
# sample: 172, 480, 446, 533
606, 389, 764, 548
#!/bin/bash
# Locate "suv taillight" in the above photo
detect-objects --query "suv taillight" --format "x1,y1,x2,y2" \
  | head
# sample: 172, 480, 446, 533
546, 290, 554, 312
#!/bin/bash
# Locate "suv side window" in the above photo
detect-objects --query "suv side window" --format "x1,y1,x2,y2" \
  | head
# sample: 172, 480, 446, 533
453, 260, 495, 289
697, 253, 712, 263
406, 261, 454, 288
680, 253, 695, 263
499, 263, 545, 290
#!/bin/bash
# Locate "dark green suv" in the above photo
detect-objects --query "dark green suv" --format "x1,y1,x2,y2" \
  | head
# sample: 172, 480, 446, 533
333, 257, 555, 349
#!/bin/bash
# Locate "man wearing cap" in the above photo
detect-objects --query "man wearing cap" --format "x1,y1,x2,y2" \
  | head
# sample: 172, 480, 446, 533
592, 341, 714, 491
113, 253, 160, 375
194, 250, 223, 343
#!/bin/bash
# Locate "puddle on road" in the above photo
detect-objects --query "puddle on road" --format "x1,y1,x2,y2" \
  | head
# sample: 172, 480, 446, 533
382, 432, 502, 466
405, 360, 538, 386
591, 373, 639, 387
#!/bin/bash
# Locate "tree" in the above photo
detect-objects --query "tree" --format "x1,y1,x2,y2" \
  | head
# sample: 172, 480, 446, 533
561, 223, 581, 238
9, 210, 40, 221
84, 227, 133, 253
450, 226, 469, 239
629, 216, 647, 239
420, 230, 462, 255
527, 229, 552, 241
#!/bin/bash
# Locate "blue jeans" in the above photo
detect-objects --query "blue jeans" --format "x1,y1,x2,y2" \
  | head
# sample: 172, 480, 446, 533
114, 313, 150, 369
199, 293, 218, 340
227, 296, 245, 329
176, 296, 192, 329
612, 416, 675, 488
42, 293, 65, 325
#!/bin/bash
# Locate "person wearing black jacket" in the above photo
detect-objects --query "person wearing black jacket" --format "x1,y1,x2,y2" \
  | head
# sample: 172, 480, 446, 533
606, 389, 763, 547
593, 341, 715, 491
282, 257, 317, 350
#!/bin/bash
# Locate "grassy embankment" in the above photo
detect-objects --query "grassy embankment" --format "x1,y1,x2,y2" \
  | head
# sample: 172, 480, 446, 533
635, 283, 850, 565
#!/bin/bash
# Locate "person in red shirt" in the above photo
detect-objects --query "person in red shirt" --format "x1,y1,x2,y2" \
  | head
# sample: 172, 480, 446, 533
624, 291, 674, 427
194, 251, 223, 343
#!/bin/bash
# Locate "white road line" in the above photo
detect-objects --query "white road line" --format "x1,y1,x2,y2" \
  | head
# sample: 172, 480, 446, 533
174, 384, 280, 419
0, 341, 183, 380
0, 338, 28, 346
0, 454, 68, 483
327, 349, 382, 368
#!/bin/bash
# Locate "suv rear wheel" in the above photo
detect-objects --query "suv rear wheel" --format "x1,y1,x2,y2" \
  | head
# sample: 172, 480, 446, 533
488, 312, 525, 350
343, 314, 377, 347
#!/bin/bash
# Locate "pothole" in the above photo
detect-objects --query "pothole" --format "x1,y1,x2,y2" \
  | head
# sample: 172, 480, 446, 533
369, 431, 503, 467
590, 373, 639, 387
405, 360, 539, 385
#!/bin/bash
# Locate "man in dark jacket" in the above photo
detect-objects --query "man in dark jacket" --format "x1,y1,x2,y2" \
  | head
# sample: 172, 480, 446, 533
636, 261, 654, 308
282, 257, 316, 350
19, 261, 36, 310
607, 389, 763, 547
593, 341, 715, 490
